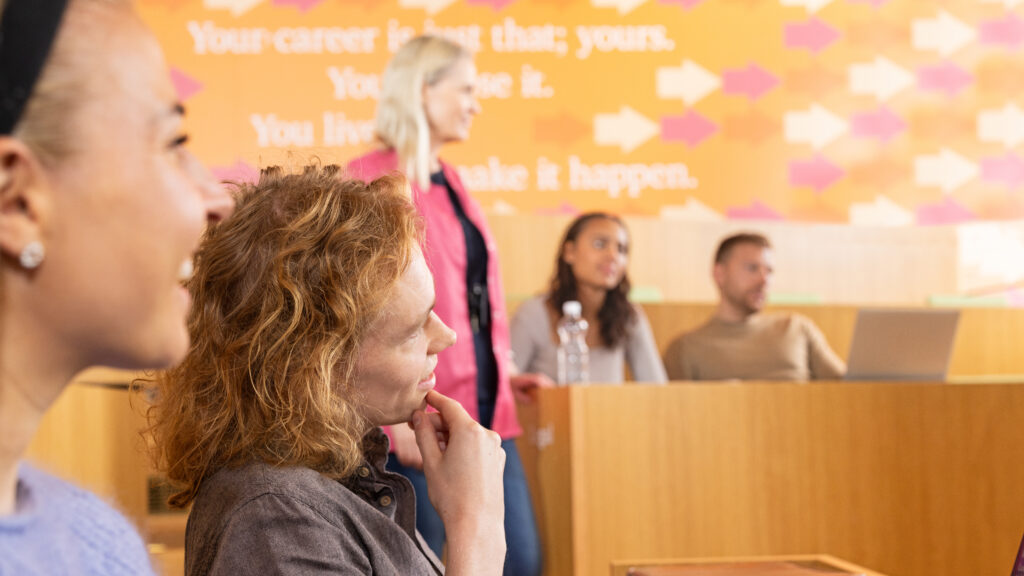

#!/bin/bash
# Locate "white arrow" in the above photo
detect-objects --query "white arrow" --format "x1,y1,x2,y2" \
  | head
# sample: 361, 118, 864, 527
848, 56, 914, 102
397, 0, 458, 15
849, 195, 914, 227
780, 0, 834, 13
914, 148, 978, 193
783, 103, 847, 149
594, 106, 659, 153
203, 0, 264, 16
978, 103, 1024, 148
660, 198, 723, 222
591, 0, 649, 14
656, 60, 720, 106
912, 10, 976, 57
978, 0, 1024, 8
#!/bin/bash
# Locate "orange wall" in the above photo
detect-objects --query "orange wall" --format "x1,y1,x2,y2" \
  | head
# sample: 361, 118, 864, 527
139, 0, 1024, 224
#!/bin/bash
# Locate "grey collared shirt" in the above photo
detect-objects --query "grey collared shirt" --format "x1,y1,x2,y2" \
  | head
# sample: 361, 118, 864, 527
184, 429, 444, 575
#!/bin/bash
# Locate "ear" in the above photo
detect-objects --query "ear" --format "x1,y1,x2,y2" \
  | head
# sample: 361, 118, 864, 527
712, 261, 726, 288
0, 137, 51, 267
562, 240, 578, 265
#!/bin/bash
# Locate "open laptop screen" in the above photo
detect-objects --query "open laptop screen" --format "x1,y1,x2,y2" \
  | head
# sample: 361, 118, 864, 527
844, 309, 960, 381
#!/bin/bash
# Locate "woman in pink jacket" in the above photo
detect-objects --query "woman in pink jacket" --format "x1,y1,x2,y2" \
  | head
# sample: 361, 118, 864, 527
348, 35, 545, 576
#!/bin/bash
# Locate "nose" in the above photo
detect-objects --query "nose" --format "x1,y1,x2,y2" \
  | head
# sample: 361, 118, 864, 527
428, 313, 457, 354
184, 151, 235, 223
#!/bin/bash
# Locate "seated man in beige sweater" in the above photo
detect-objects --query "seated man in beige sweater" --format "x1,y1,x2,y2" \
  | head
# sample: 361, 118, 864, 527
664, 233, 846, 381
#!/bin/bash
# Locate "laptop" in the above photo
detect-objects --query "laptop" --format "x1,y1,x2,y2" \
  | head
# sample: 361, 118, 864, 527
844, 308, 960, 381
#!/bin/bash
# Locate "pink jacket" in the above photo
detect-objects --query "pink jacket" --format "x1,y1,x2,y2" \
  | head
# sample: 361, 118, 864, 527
348, 149, 521, 439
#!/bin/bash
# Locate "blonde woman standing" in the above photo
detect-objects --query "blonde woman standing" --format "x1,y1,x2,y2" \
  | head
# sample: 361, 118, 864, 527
349, 35, 545, 576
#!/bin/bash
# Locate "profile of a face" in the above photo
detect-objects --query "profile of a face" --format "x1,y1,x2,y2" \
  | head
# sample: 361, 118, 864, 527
353, 249, 456, 427
423, 57, 481, 146
1, 4, 232, 372
715, 243, 774, 317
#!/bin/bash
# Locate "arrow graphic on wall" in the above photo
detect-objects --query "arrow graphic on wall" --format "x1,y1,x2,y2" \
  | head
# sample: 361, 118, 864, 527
911, 11, 975, 57
848, 56, 914, 101
656, 60, 720, 106
917, 62, 973, 97
784, 103, 847, 149
659, 0, 707, 9
467, 0, 519, 9
850, 106, 906, 142
789, 155, 844, 192
917, 198, 975, 225
849, 196, 913, 227
726, 201, 785, 220
661, 111, 718, 147
591, 0, 649, 14
981, 153, 1024, 188
979, 0, 1024, 8
780, 0, 834, 13
203, 0, 264, 15
914, 148, 978, 193
785, 17, 841, 53
271, 0, 324, 11
979, 13, 1024, 50
978, 103, 1024, 148
660, 198, 723, 221
169, 68, 203, 101
398, 0, 457, 14
594, 106, 659, 153
722, 64, 778, 101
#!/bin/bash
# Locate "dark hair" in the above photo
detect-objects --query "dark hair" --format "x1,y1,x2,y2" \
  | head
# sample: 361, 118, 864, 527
546, 212, 635, 348
714, 232, 772, 264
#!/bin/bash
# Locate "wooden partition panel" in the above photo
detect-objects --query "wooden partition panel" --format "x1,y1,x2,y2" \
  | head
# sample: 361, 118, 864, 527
519, 383, 1024, 576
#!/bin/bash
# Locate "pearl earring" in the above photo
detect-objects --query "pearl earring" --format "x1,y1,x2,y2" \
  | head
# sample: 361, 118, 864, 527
19, 241, 44, 269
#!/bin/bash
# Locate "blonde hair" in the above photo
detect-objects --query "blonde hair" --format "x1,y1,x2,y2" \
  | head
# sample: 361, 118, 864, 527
375, 35, 470, 190
147, 166, 420, 508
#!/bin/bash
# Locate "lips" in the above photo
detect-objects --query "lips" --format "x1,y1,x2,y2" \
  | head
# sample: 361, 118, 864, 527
417, 372, 436, 391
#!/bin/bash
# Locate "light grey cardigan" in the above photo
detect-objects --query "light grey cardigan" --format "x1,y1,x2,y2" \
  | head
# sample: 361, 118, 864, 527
509, 295, 667, 384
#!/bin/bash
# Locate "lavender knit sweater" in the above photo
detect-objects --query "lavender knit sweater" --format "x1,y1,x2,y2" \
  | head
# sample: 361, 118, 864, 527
0, 463, 155, 576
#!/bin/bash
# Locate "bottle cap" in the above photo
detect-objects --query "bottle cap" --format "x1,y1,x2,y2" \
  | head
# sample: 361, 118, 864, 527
562, 300, 582, 317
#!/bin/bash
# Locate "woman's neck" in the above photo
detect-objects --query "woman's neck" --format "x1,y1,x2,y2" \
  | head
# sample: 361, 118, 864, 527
0, 312, 80, 515
576, 284, 607, 324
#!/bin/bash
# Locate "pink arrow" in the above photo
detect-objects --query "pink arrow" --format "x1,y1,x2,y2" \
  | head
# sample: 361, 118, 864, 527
722, 64, 778, 101
916, 198, 975, 225
169, 67, 202, 102
661, 111, 717, 147
917, 62, 973, 97
726, 200, 785, 221
850, 106, 906, 142
847, 0, 889, 7
979, 13, 1024, 50
981, 153, 1024, 189
785, 17, 841, 54
467, 0, 518, 8
211, 160, 259, 184
271, 0, 324, 10
659, 0, 706, 8
789, 155, 844, 192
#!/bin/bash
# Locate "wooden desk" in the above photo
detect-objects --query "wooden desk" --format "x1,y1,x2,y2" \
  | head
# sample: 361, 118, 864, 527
517, 382, 1024, 576
611, 554, 886, 576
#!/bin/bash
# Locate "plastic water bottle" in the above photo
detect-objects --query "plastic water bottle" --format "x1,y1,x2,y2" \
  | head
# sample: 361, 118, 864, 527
557, 300, 589, 386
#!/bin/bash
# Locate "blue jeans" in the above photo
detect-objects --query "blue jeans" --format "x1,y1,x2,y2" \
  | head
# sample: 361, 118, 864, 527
386, 440, 543, 576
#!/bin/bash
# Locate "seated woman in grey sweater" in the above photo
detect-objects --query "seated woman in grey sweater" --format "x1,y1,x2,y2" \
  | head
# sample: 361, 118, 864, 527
148, 167, 506, 576
510, 213, 667, 385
